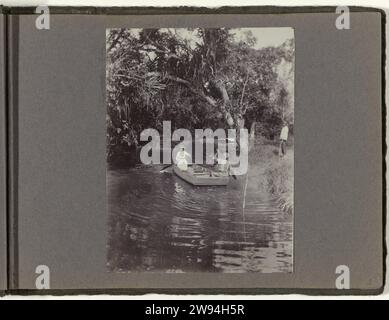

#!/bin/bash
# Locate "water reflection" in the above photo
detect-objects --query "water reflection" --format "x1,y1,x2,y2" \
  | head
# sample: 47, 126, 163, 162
107, 166, 292, 273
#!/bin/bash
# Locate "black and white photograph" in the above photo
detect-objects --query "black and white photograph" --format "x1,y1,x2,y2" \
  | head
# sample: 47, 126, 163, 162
106, 27, 294, 273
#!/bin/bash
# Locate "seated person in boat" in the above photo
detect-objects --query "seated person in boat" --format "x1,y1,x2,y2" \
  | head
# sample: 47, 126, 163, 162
175, 147, 190, 171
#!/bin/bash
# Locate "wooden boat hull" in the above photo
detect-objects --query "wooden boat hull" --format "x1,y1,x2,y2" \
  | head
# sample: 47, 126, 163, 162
173, 166, 229, 186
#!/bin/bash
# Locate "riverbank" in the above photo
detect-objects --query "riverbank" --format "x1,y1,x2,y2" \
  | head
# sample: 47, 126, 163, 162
248, 137, 294, 215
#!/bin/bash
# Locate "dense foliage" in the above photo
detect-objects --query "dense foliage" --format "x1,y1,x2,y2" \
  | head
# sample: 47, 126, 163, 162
106, 28, 294, 161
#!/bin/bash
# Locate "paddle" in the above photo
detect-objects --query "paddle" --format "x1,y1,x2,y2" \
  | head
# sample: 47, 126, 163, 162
160, 164, 173, 172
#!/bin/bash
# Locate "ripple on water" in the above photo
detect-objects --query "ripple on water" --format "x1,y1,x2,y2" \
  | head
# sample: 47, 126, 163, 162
107, 167, 293, 273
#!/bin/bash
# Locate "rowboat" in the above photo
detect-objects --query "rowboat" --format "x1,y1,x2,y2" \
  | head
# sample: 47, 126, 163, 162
173, 165, 229, 186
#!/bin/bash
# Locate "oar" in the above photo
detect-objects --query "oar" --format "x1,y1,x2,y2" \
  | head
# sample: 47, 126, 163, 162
160, 164, 173, 172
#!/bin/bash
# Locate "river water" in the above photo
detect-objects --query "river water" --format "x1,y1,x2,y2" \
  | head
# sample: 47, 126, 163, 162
107, 165, 293, 273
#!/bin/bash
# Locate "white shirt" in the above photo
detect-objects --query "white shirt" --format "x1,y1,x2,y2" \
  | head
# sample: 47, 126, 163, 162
176, 150, 190, 163
280, 126, 289, 141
